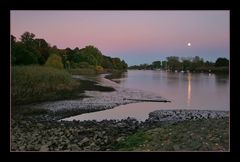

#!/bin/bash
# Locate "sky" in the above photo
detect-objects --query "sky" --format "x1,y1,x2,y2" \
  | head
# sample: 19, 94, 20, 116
11, 11, 229, 66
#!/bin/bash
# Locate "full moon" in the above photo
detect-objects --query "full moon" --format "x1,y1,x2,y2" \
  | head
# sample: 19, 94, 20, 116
187, 42, 191, 47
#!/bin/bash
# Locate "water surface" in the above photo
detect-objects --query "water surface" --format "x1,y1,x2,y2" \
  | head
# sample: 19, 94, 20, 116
113, 70, 229, 110
62, 70, 229, 121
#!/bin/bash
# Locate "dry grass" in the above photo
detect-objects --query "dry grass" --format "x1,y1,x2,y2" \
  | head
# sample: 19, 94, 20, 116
12, 65, 80, 105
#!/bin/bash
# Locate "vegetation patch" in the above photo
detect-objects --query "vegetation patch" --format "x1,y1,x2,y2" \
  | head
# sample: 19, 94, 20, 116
114, 118, 229, 151
12, 65, 80, 105
68, 68, 96, 75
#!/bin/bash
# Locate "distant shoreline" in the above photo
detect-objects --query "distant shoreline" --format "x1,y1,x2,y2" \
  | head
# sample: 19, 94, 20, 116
127, 68, 229, 74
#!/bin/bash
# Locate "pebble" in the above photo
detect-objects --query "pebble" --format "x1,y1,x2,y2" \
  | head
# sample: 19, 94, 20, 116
148, 110, 229, 124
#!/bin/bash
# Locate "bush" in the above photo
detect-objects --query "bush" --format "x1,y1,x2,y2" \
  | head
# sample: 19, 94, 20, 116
95, 65, 104, 73
12, 65, 79, 105
45, 54, 64, 69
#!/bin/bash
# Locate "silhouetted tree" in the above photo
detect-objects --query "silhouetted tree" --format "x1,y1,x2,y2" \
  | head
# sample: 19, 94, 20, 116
152, 61, 161, 69
166, 56, 181, 71
215, 58, 229, 67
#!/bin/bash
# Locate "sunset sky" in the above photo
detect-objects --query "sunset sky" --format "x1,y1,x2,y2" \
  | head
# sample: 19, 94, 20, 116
11, 11, 229, 65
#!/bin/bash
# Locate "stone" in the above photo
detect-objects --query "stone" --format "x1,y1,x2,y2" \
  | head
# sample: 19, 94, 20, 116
78, 137, 90, 146
116, 137, 125, 142
19, 146, 25, 151
69, 144, 80, 151
36, 123, 44, 128
173, 145, 180, 151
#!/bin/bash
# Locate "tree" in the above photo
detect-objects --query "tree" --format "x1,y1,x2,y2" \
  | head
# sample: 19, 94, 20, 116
45, 54, 64, 69
11, 35, 16, 45
205, 61, 213, 66
112, 58, 124, 69
34, 38, 50, 64
161, 61, 167, 70
121, 60, 128, 69
34, 39, 49, 48
181, 58, 192, 71
72, 52, 82, 63
73, 47, 79, 53
102, 56, 113, 69
82, 45, 103, 66
12, 43, 38, 65
20, 32, 36, 47
152, 61, 161, 69
182, 60, 190, 71
11, 35, 17, 64
215, 58, 229, 67
166, 56, 181, 71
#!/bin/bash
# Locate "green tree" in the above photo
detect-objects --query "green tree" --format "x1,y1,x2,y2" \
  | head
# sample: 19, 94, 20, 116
121, 60, 128, 69
181, 57, 192, 71
12, 43, 38, 65
215, 58, 229, 67
152, 61, 161, 69
34, 38, 50, 62
72, 52, 82, 63
17, 32, 47, 65
81, 45, 103, 66
161, 61, 167, 70
102, 56, 113, 69
20, 32, 36, 48
166, 56, 181, 71
112, 58, 123, 69
11, 35, 16, 45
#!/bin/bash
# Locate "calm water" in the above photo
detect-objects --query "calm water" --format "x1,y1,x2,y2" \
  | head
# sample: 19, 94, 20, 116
63, 70, 229, 121
113, 70, 229, 110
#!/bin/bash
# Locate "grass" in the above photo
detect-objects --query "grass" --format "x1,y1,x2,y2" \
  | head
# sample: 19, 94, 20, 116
114, 131, 151, 151
114, 118, 229, 151
68, 68, 127, 75
12, 65, 80, 105
68, 68, 96, 75
12, 65, 116, 105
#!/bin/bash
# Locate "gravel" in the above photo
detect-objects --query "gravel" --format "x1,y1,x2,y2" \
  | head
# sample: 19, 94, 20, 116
147, 110, 229, 124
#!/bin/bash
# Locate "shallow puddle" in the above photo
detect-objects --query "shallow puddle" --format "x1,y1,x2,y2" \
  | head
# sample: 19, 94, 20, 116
61, 101, 227, 122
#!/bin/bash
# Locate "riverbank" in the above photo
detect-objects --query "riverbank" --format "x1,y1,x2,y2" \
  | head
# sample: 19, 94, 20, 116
11, 72, 229, 151
23, 74, 164, 112
11, 108, 229, 151
115, 117, 229, 151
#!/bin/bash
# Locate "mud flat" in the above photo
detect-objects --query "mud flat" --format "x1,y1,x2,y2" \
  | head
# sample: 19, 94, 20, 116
27, 74, 165, 114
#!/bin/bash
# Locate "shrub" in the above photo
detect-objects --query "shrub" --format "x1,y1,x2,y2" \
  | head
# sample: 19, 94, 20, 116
95, 65, 104, 73
45, 54, 64, 69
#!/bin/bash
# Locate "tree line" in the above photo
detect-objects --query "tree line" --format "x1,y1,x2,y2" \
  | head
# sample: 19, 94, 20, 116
128, 56, 229, 73
11, 32, 128, 71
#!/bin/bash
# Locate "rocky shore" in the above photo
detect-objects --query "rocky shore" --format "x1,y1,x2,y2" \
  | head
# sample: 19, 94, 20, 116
11, 109, 229, 151
11, 74, 229, 151
147, 110, 229, 124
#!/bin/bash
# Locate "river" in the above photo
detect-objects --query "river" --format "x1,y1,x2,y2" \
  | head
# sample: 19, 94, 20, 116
62, 70, 229, 121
